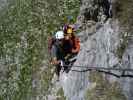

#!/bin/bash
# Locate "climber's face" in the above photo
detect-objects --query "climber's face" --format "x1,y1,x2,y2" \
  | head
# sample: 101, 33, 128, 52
64, 33, 72, 40
64, 35, 69, 40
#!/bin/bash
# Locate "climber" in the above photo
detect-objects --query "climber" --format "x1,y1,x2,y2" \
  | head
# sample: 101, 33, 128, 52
48, 25, 80, 78
63, 24, 80, 65
48, 31, 65, 80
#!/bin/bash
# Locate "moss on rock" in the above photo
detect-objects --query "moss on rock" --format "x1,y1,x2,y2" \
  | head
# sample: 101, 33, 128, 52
85, 71, 126, 100
113, 0, 133, 32
56, 88, 66, 100
116, 32, 129, 59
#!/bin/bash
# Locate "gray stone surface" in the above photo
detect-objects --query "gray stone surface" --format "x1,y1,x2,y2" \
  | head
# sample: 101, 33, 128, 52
60, 0, 133, 100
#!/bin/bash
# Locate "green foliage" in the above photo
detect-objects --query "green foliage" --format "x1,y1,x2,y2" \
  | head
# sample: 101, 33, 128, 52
0, 0, 80, 99
85, 72, 126, 100
56, 88, 66, 100
0, 0, 33, 99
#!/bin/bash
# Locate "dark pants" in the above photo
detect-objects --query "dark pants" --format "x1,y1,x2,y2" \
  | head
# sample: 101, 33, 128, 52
55, 64, 62, 77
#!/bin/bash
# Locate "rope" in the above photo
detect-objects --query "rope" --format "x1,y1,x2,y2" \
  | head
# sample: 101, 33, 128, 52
62, 65, 133, 78
63, 65, 133, 72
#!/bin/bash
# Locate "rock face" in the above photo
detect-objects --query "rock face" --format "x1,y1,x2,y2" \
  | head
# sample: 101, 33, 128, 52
0, 0, 133, 100
59, 0, 133, 100
120, 37, 133, 100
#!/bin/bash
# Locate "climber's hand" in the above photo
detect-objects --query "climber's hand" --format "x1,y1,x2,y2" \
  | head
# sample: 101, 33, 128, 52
64, 54, 71, 60
50, 57, 60, 65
